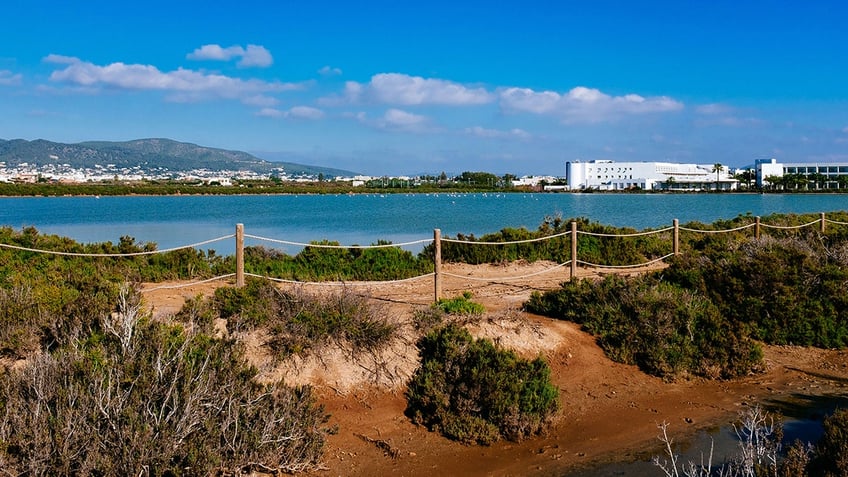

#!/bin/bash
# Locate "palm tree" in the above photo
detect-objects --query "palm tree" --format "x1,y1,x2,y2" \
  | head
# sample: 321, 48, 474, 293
711, 163, 723, 190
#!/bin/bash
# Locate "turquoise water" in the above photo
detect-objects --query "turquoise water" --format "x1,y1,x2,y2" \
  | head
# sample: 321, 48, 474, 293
1, 193, 847, 254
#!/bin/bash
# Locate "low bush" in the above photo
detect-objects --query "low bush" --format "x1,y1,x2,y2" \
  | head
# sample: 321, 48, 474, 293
208, 278, 397, 359
435, 291, 485, 316
526, 275, 762, 379
405, 324, 558, 445
0, 285, 330, 475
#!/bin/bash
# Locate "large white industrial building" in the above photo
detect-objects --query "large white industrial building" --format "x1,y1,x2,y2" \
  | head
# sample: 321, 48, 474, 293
754, 158, 848, 188
564, 160, 737, 191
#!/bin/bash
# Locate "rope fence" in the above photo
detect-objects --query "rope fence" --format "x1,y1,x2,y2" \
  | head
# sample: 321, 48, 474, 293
2, 212, 845, 301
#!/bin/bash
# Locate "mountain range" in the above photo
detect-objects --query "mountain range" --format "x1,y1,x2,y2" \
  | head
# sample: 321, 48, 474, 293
0, 138, 356, 178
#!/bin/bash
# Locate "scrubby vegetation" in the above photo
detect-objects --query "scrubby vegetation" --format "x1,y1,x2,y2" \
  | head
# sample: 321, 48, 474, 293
0, 284, 330, 475
526, 211, 848, 379
208, 278, 398, 360
424, 215, 670, 265
526, 275, 762, 379
405, 324, 559, 445
240, 241, 432, 281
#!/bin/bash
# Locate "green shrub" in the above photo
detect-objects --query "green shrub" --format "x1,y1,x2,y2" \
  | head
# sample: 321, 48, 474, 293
208, 278, 397, 359
526, 275, 762, 379
436, 291, 485, 315
406, 324, 558, 445
810, 409, 848, 476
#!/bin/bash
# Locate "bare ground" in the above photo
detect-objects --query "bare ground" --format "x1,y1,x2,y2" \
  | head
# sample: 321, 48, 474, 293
141, 262, 848, 476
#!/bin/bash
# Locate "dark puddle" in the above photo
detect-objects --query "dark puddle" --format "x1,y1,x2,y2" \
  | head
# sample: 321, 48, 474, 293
564, 393, 848, 476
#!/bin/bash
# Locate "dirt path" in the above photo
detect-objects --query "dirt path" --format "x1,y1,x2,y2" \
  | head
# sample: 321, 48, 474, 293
140, 262, 848, 476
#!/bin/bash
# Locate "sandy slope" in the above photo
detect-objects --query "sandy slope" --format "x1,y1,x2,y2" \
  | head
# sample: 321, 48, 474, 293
141, 262, 848, 476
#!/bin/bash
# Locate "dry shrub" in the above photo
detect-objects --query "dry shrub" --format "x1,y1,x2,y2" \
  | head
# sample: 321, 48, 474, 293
0, 285, 330, 475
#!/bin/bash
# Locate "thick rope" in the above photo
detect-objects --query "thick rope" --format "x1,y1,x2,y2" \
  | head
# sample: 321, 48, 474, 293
825, 218, 848, 226
441, 231, 570, 245
678, 223, 756, 234
0, 234, 235, 257
141, 273, 237, 292
441, 261, 571, 281
244, 272, 436, 286
759, 219, 821, 230
577, 253, 675, 269
578, 226, 674, 238
243, 234, 432, 249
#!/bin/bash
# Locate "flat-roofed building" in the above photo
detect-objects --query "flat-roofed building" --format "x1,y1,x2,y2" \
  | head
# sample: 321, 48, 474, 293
565, 160, 737, 191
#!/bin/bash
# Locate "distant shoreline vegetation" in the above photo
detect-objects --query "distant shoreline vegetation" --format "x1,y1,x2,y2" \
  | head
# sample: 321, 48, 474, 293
3, 178, 848, 197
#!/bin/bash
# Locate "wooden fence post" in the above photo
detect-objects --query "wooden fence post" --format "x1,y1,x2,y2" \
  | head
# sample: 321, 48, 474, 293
821, 212, 826, 233
434, 229, 442, 302
570, 221, 577, 280
236, 223, 245, 287
755, 216, 761, 240
673, 219, 679, 256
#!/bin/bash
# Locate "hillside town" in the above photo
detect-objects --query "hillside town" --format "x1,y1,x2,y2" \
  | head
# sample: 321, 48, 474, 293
3, 156, 848, 191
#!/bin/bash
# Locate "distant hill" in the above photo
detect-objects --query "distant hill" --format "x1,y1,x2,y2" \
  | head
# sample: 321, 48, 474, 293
0, 138, 356, 178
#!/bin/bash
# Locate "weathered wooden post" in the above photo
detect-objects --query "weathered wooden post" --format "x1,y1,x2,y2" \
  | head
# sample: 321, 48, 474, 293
434, 228, 442, 302
673, 219, 679, 256
821, 212, 827, 233
236, 223, 245, 287
755, 216, 761, 240
570, 221, 577, 280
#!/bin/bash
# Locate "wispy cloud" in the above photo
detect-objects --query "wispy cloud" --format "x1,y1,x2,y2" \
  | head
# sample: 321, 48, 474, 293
186, 44, 273, 68
318, 65, 342, 76
43, 54, 301, 105
258, 106, 325, 120
695, 103, 734, 115
464, 126, 531, 140
0, 69, 22, 86
352, 108, 432, 132
499, 86, 683, 123
335, 73, 493, 106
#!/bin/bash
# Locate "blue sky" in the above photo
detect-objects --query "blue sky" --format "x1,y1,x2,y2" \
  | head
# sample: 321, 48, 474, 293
2, 0, 847, 176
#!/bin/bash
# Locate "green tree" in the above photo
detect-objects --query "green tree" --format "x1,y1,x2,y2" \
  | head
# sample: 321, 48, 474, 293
711, 163, 723, 190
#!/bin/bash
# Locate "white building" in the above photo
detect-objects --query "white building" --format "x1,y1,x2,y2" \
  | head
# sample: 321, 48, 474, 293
754, 158, 848, 188
565, 160, 737, 191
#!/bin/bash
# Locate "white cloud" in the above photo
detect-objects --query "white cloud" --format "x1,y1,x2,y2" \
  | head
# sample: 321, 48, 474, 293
696, 103, 733, 115
256, 106, 325, 120
0, 69, 22, 86
44, 55, 300, 103
352, 108, 431, 132
239, 45, 273, 68
843, 126, 848, 134
499, 86, 683, 123
187, 44, 273, 68
337, 73, 493, 106
318, 65, 342, 76
287, 106, 325, 120
464, 126, 530, 140
256, 107, 284, 118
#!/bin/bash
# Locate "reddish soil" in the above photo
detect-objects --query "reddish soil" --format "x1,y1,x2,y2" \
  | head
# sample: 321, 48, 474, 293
141, 262, 848, 476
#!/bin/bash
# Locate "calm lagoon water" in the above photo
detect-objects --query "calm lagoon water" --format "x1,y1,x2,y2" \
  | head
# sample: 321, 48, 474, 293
2, 192, 847, 255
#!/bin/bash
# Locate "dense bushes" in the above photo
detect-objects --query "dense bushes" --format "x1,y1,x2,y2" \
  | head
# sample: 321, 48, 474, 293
526, 275, 763, 379
405, 324, 559, 445
423, 215, 670, 265
662, 235, 848, 348
210, 278, 398, 359
0, 285, 330, 475
238, 242, 433, 281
